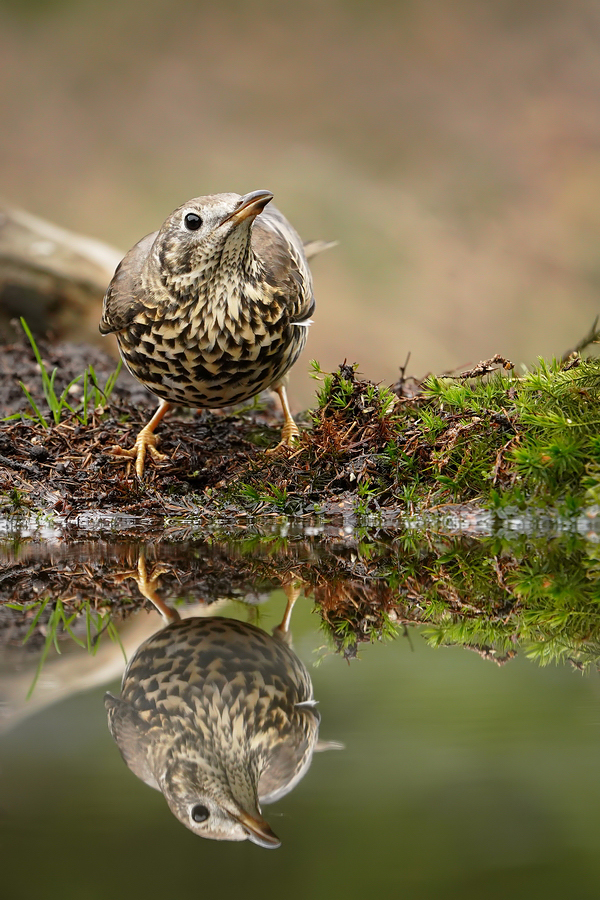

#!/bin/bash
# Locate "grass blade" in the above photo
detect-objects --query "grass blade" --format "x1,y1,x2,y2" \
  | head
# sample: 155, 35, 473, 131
17, 383, 48, 428
22, 599, 50, 643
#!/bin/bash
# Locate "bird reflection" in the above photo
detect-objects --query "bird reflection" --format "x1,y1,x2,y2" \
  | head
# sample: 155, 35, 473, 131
106, 561, 338, 848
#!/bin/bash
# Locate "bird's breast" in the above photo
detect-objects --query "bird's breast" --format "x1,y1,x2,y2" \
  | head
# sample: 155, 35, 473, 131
116, 280, 306, 408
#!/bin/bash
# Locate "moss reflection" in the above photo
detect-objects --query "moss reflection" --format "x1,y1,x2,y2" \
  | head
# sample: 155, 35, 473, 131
1, 526, 600, 702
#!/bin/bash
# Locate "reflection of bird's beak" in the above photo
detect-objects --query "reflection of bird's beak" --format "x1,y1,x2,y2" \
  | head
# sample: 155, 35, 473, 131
223, 190, 274, 225
235, 809, 281, 849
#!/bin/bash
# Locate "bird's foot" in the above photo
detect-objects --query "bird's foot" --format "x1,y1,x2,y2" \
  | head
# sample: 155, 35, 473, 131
115, 557, 180, 623
265, 420, 300, 455
272, 580, 302, 642
109, 429, 169, 479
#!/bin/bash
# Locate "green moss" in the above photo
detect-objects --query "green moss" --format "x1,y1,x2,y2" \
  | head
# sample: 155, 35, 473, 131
420, 355, 600, 507
213, 355, 600, 517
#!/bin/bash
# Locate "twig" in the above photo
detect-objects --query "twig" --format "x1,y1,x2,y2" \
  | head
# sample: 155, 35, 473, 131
452, 355, 514, 380
393, 351, 424, 399
561, 315, 600, 361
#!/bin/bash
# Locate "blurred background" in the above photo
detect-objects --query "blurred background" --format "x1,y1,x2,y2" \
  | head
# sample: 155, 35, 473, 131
4, 590, 600, 900
1, 0, 600, 406
4, 589, 600, 900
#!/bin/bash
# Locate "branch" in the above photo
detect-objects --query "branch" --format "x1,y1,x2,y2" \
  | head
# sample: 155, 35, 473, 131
562, 315, 600, 361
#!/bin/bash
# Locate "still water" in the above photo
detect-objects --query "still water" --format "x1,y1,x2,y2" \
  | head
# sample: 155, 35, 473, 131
1, 516, 600, 899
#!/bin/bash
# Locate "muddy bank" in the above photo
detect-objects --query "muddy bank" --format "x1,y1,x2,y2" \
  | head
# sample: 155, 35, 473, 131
1, 331, 600, 523
0, 334, 299, 517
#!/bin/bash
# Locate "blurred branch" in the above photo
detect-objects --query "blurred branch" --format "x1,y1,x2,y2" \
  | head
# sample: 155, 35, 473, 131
562, 315, 600, 361
0, 202, 122, 344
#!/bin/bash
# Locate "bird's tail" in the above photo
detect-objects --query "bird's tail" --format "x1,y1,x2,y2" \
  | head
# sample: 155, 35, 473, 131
302, 239, 338, 260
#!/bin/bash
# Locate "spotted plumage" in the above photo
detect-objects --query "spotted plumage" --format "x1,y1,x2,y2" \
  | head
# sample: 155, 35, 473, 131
100, 190, 318, 476
105, 616, 321, 848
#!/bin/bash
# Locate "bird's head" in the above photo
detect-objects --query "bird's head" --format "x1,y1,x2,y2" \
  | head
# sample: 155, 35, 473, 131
160, 756, 281, 849
153, 190, 273, 282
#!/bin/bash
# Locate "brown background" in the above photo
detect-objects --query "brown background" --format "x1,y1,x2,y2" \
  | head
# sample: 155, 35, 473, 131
1, 0, 599, 406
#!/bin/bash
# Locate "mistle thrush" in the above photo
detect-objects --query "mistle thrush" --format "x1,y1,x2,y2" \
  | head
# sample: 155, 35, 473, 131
99, 190, 319, 477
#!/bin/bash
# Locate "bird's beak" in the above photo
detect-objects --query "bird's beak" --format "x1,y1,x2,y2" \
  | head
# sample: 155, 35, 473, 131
223, 190, 274, 225
234, 809, 281, 849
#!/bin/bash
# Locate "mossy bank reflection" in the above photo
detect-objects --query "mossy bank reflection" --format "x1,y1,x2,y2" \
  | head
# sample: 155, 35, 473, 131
106, 573, 340, 849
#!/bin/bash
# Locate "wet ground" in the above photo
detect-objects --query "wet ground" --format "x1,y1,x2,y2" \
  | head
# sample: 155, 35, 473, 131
0, 334, 287, 516
0, 333, 523, 522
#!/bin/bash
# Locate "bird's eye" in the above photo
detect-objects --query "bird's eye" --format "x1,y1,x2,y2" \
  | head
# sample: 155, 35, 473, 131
184, 213, 202, 231
191, 804, 210, 823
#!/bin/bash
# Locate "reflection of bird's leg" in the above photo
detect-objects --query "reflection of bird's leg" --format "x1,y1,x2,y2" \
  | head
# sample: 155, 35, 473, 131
116, 552, 180, 624
109, 399, 172, 479
273, 580, 302, 642
266, 383, 300, 454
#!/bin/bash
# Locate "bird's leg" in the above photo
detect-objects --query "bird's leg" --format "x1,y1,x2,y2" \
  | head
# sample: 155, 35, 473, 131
110, 399, 172, 479
266, 384, 300, 454
116, 552, 180, 625
272, 580, 301, 643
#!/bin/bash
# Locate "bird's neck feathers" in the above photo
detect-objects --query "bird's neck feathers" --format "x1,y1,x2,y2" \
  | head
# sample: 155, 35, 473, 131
161, 752, 262, 820
153, 221, 261, 297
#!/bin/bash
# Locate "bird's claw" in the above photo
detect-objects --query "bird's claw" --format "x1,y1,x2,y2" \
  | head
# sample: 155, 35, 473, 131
265, 423, 300, 455
109, 431, 169, 479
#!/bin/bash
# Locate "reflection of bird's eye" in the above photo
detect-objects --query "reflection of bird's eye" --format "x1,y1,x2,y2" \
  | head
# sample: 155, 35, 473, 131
191, 804, 210, 823
184, 213, 202, 231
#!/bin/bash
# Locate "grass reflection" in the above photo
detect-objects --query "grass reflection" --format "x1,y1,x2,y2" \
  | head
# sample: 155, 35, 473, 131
7, 596, 125, 697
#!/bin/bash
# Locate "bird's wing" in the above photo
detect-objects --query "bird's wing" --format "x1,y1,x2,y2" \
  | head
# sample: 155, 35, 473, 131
252, 207, 315, 324
99, 231, 157, 335
105, 692, 160, 790
258, 710, 320, 805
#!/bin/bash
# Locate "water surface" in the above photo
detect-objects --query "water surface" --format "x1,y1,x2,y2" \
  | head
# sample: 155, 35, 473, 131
1, 516, 600, 900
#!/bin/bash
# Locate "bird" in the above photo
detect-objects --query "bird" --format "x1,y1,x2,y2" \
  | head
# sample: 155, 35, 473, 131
105, 609, 328, 848
99, 189, 320, 478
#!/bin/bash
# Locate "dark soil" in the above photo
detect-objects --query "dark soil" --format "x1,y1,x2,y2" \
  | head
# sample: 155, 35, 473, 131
0, 334, 308, 519
0, 338, 155, 416
0, 334, 433, 522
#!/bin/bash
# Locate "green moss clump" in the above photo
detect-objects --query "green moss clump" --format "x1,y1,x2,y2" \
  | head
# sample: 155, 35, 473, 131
423, 355, 600, 508
215, 354, 600, 517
